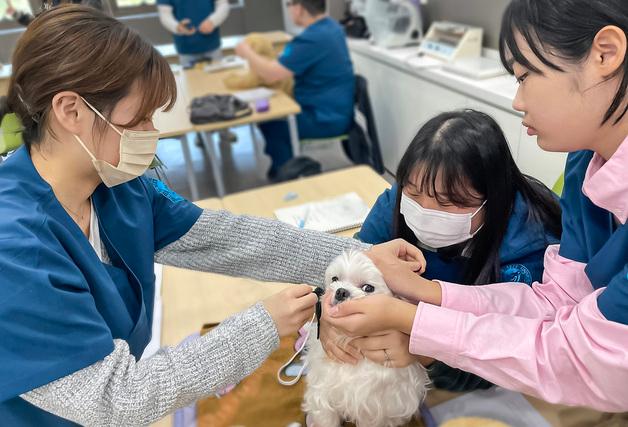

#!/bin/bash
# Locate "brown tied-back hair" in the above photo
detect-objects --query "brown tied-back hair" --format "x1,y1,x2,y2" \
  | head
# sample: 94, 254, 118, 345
5, 4, 176, 148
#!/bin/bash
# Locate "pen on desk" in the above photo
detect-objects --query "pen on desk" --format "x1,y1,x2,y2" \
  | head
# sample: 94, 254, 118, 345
298, 206, 311, 229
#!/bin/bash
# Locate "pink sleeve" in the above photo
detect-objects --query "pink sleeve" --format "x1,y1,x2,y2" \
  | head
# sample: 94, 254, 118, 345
409, 289, 628, 412
440, 245, 594, 318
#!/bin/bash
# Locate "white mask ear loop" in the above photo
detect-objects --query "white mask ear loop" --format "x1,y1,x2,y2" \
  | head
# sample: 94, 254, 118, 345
277, 313, 316, 386
469, 200, 487, 236
471, 200, 487, 218
80, 96, 124, 137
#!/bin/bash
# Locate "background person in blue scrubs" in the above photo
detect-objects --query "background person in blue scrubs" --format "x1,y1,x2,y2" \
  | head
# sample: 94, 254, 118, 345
157, 0, 229, 68
235, 0, 355, 179
0, 6, 416, 425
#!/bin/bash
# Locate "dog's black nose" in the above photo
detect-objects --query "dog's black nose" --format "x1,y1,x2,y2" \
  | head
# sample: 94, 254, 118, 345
335, 288, 350, 302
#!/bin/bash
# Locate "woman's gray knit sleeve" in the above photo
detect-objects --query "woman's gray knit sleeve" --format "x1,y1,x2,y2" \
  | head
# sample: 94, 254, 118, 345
22, 302, 278, 426
154, 209, 370, 287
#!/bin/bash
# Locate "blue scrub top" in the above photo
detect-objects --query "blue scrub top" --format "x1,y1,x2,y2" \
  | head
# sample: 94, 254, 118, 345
157, 0, 221, 55
279, 17, 355, 130
0, 147, 202, 425
358, 184, 560, 285
558, 151, 628, 324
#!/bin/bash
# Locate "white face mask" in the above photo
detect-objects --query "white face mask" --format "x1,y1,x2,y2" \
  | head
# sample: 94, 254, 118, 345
74, 97, 160, 188
400, 192, 486, 249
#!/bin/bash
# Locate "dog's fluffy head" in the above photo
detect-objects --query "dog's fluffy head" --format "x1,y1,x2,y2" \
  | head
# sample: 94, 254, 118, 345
324, 250, 391, 306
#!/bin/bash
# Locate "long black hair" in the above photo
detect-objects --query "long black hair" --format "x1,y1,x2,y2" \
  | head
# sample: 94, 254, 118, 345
393, 110, 562, 285
499, 0, 628, 125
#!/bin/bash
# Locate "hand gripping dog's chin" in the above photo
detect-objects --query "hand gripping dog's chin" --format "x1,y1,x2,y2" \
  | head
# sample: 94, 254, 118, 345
303, 250, 430, 427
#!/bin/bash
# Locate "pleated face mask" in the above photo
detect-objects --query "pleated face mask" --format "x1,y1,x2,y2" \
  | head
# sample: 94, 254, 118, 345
400, 192, 486, 249
74, 97, 159, 188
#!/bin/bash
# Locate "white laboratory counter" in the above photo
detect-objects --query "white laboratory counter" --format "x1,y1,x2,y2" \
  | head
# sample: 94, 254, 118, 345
348, 39, 567, 188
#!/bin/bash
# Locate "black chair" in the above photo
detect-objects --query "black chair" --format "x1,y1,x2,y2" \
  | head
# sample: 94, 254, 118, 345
341, 74, 385, 174
275, 74, 385, 182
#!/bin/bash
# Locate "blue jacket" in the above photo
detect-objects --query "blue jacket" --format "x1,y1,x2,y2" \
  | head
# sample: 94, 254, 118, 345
0, 147, 202, 425
357, 184, 560, 391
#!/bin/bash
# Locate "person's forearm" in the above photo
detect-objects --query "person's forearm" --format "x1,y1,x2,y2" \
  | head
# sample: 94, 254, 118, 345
245, 51, 285, 84
23, 303, 278, 426
391, 299, 420, 335
438, 245, 593, 318
208, 0, 229, 27
154, 209, 368, 287
408, 289, 628, 412
158, 5, 180, 34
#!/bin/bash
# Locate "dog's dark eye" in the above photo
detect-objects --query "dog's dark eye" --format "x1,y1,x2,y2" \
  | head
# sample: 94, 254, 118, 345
362, 284, 375, 293
331, 276, 339, 282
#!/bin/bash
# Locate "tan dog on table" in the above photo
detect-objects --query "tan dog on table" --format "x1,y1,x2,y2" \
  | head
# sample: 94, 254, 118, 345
224, 33, 294, 95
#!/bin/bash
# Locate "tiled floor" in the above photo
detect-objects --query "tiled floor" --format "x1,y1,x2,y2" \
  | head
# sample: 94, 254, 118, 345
149, 124, 362, 201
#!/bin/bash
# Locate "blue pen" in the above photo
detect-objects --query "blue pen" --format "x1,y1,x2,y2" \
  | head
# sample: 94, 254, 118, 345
298, 206, 311, 229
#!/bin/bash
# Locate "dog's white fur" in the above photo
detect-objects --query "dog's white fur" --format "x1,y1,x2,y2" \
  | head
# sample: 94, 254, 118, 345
303, 250, 430, 427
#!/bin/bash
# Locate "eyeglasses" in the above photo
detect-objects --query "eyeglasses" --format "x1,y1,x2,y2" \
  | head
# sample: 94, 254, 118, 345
285, 1, 297, 6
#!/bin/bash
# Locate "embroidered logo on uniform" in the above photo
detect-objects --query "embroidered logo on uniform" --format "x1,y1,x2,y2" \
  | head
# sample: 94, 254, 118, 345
149, 178, 185, 203
501, 264, 532, 284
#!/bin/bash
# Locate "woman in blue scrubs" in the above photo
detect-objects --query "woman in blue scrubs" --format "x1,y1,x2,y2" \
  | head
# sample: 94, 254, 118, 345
0, 6, 409, 425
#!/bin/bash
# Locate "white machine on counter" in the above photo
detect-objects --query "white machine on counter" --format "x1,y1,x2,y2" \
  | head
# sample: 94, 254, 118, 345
359, 0, 423, 48
418, 21, 483, 61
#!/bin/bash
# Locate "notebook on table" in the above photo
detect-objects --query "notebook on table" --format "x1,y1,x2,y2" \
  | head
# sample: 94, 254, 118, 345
274, 192, 370, 234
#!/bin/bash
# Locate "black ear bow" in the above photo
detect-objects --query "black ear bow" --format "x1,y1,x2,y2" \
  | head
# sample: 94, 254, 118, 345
313, 287, 325, 298
313, 287, 325, 339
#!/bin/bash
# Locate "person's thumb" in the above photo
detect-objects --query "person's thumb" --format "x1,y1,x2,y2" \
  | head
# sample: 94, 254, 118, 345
329, 300, 359, 317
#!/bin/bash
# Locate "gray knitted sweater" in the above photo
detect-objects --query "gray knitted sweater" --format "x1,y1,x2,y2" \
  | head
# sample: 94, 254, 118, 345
21, 209, 368, 426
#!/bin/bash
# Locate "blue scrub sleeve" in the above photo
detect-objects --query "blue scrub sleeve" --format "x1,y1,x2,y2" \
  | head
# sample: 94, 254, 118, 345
156, 0, 173, 6
143, 177, 202, 252
279, 35, 327, 76
597, 264, 628, 325
0, 235, 114, 402
357, 185, 396, 244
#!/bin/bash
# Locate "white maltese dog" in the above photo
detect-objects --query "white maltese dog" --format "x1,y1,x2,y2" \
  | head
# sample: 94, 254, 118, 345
302, 250, 430, 427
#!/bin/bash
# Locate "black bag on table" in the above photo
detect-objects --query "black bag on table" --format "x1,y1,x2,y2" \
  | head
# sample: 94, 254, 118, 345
189, 94, 253, 125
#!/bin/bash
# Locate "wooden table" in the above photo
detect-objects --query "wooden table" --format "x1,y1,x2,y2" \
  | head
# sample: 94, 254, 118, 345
154, 59, 301, 200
